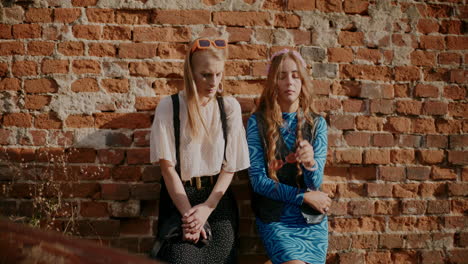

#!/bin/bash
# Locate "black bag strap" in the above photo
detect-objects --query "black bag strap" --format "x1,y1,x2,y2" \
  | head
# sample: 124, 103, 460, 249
171, 94, 181, 175
171, 94, 228, 176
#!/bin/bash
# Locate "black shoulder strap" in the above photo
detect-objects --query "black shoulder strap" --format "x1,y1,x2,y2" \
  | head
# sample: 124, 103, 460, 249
171, 94, 181, 175
216, 96, 228, 162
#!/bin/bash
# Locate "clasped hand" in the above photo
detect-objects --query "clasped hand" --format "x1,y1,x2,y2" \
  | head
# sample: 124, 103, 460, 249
181, 203, 213, 243
296, 140, 316, 170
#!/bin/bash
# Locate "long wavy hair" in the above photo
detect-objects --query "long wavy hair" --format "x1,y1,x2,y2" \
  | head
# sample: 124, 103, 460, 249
256, 50, 316, 185
183, 37, 227, 140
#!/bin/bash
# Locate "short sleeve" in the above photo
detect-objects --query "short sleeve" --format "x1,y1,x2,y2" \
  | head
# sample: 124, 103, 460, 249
150, 96, 176, 166
222, 97, 250, 173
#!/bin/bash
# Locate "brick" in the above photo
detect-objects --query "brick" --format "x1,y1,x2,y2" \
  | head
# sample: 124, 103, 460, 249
436, 119, 462, 134
421, 251, 445, 264
349, 167, 376, 181
72, 60, 100, 74
120, 219, 151, 235
156, 43, 186, 59
67, 148, 96, 163
420, 182, 447, 198
402, 200, 426, 215
115, 10, 151, 24
133, 131, 150, 147
72, 25, 101, 40
76, 219, 119, 237
109, 200, 140, 218
312, 63, 337, 78
86, 8, 114, 23
417, 19, 439, 34
58, 41, 85, 56
3, 113, 32, 128
225, 80, 264, 95
42, 60, 69, 74
356, 116, 384, 131
0, 78, 19, 91
336, 183, 366, 198
449, 102, 467, 117
406, 233, 431, 249
370, 99, 393, 114
330, 115, 354, 130
328, 47, 353, 62
361, 83, 393, 99
384, 117, 411, 133
423, 68, 450, 82
450, 135, 468, 149
229, 44, 267, 60
12, 61, 37, 77
392, 33, 417, 48
423, 101, 448, 116
448, 151, 467, 165
411, 50, 436, 66
119, 43, 156, 59
127, 149, 150, 164
395, 101, 422, 115
0, 63, 7, 77
413, 118, 436, 134
72, 0, 97, 6
426, 135, 448, 148
25, 95, 51, 110
335, 149, 362, 164
133, 27, 190, 42
393, 184, 419, 198
395, 66, 420, 81
130, 183, 160, 200
440, 19, 462, 34
290, 29, 311, 45
54, 8, 81, 23
333, 81, 360, 98
364, 149, 390, 165
449, 183, 468, 198
0, 41, 25, 55
153, 10, 210, 24
27, 41, 54, 56
71, 78, 99, 92
356, 48, 381, 63
13, 24, 41, 39
105, 132, 132, 147
101, 79, 129, 93
213, 11, 271, 26
102, 26, 131, 40
287, 0, 315, 10
65, 115, 94, 128
379, 234, 404, 249
274, 13, 300, 28
367, 183, 393, 197
344, 0, 368, 14
98, 149, 125, 164
394, 83, 410, 98
34, 113, 62, 129
226, 27, 252, 42
340, 65, 391, 81
80, 201, 108, 217
418, 150, 444, 164
439, 52, 461, 65
352, 234, 379, 250
95, 113, 151, 129
372, 133, 394, 147
392, 148, 416, 164
135, 97, 159, 111
88, 43, 116, 57
379, 166, 405, 181
112, 166, 142, 182
25, 8, 52, 23
419, 35, 445, 50
414, 84, 439, 98
129, 62, 183, 78
338, 31, 364, 46
317, 0, 343, 12
446, 36, 468, 50
0, 24, 12, 39
344, 131, 370, 147
427, 200, 450, 214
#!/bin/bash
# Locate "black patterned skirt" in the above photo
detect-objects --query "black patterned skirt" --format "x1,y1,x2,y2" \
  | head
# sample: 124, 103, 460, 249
154, 177, 239, 264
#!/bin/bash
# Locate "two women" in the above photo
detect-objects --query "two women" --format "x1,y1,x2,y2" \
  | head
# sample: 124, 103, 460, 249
151, 39, 330, 264
150, 38, 249, 263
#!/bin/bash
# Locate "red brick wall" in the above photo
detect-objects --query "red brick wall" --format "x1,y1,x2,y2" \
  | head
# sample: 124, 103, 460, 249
0, 0, 467, 263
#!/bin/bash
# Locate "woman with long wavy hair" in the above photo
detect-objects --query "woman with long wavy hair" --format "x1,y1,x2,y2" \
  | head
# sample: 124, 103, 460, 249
247, 49, 331, 264
150, 37, 249, 263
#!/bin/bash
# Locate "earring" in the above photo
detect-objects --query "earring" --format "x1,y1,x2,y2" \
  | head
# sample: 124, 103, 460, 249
218, 83, 224, 93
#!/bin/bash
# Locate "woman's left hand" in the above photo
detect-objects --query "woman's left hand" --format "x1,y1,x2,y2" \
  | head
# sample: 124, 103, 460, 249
182, 203, 214, 233
295, 140, 316, 169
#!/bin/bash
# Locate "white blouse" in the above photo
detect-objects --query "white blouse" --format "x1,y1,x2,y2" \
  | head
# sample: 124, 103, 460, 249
150, 92, 250, 181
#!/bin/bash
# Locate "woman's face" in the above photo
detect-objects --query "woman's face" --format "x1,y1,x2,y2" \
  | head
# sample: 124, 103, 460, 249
276, 57, 302, 110
191, 51, 224, 101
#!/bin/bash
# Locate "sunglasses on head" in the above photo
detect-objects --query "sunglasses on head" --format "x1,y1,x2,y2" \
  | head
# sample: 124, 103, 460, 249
191, 39, 227, 53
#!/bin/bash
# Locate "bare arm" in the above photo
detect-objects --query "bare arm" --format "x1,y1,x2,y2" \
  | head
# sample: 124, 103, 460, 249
159, 159, 192, 215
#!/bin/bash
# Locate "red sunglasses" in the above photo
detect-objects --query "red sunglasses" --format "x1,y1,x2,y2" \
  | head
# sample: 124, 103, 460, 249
191, 39, 227, 53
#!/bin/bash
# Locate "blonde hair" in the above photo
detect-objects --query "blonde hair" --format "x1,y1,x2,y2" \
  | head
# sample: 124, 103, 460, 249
183, 37, 228, 139
256, 51, 316, 185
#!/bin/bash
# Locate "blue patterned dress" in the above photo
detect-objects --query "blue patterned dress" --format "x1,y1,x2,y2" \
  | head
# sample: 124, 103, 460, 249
247, 112, 328, 264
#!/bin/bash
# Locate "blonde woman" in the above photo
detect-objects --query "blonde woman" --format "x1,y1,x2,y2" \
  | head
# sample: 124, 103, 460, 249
150, 38, 249, 263
247, 49, 331, 264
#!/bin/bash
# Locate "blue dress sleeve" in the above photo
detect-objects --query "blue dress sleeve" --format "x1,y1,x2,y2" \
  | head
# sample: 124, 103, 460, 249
247, 115, 305, 206
302, 116, 328, 190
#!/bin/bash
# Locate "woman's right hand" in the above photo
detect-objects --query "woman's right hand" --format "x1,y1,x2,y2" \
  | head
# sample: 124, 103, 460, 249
303, 190, 332, 214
